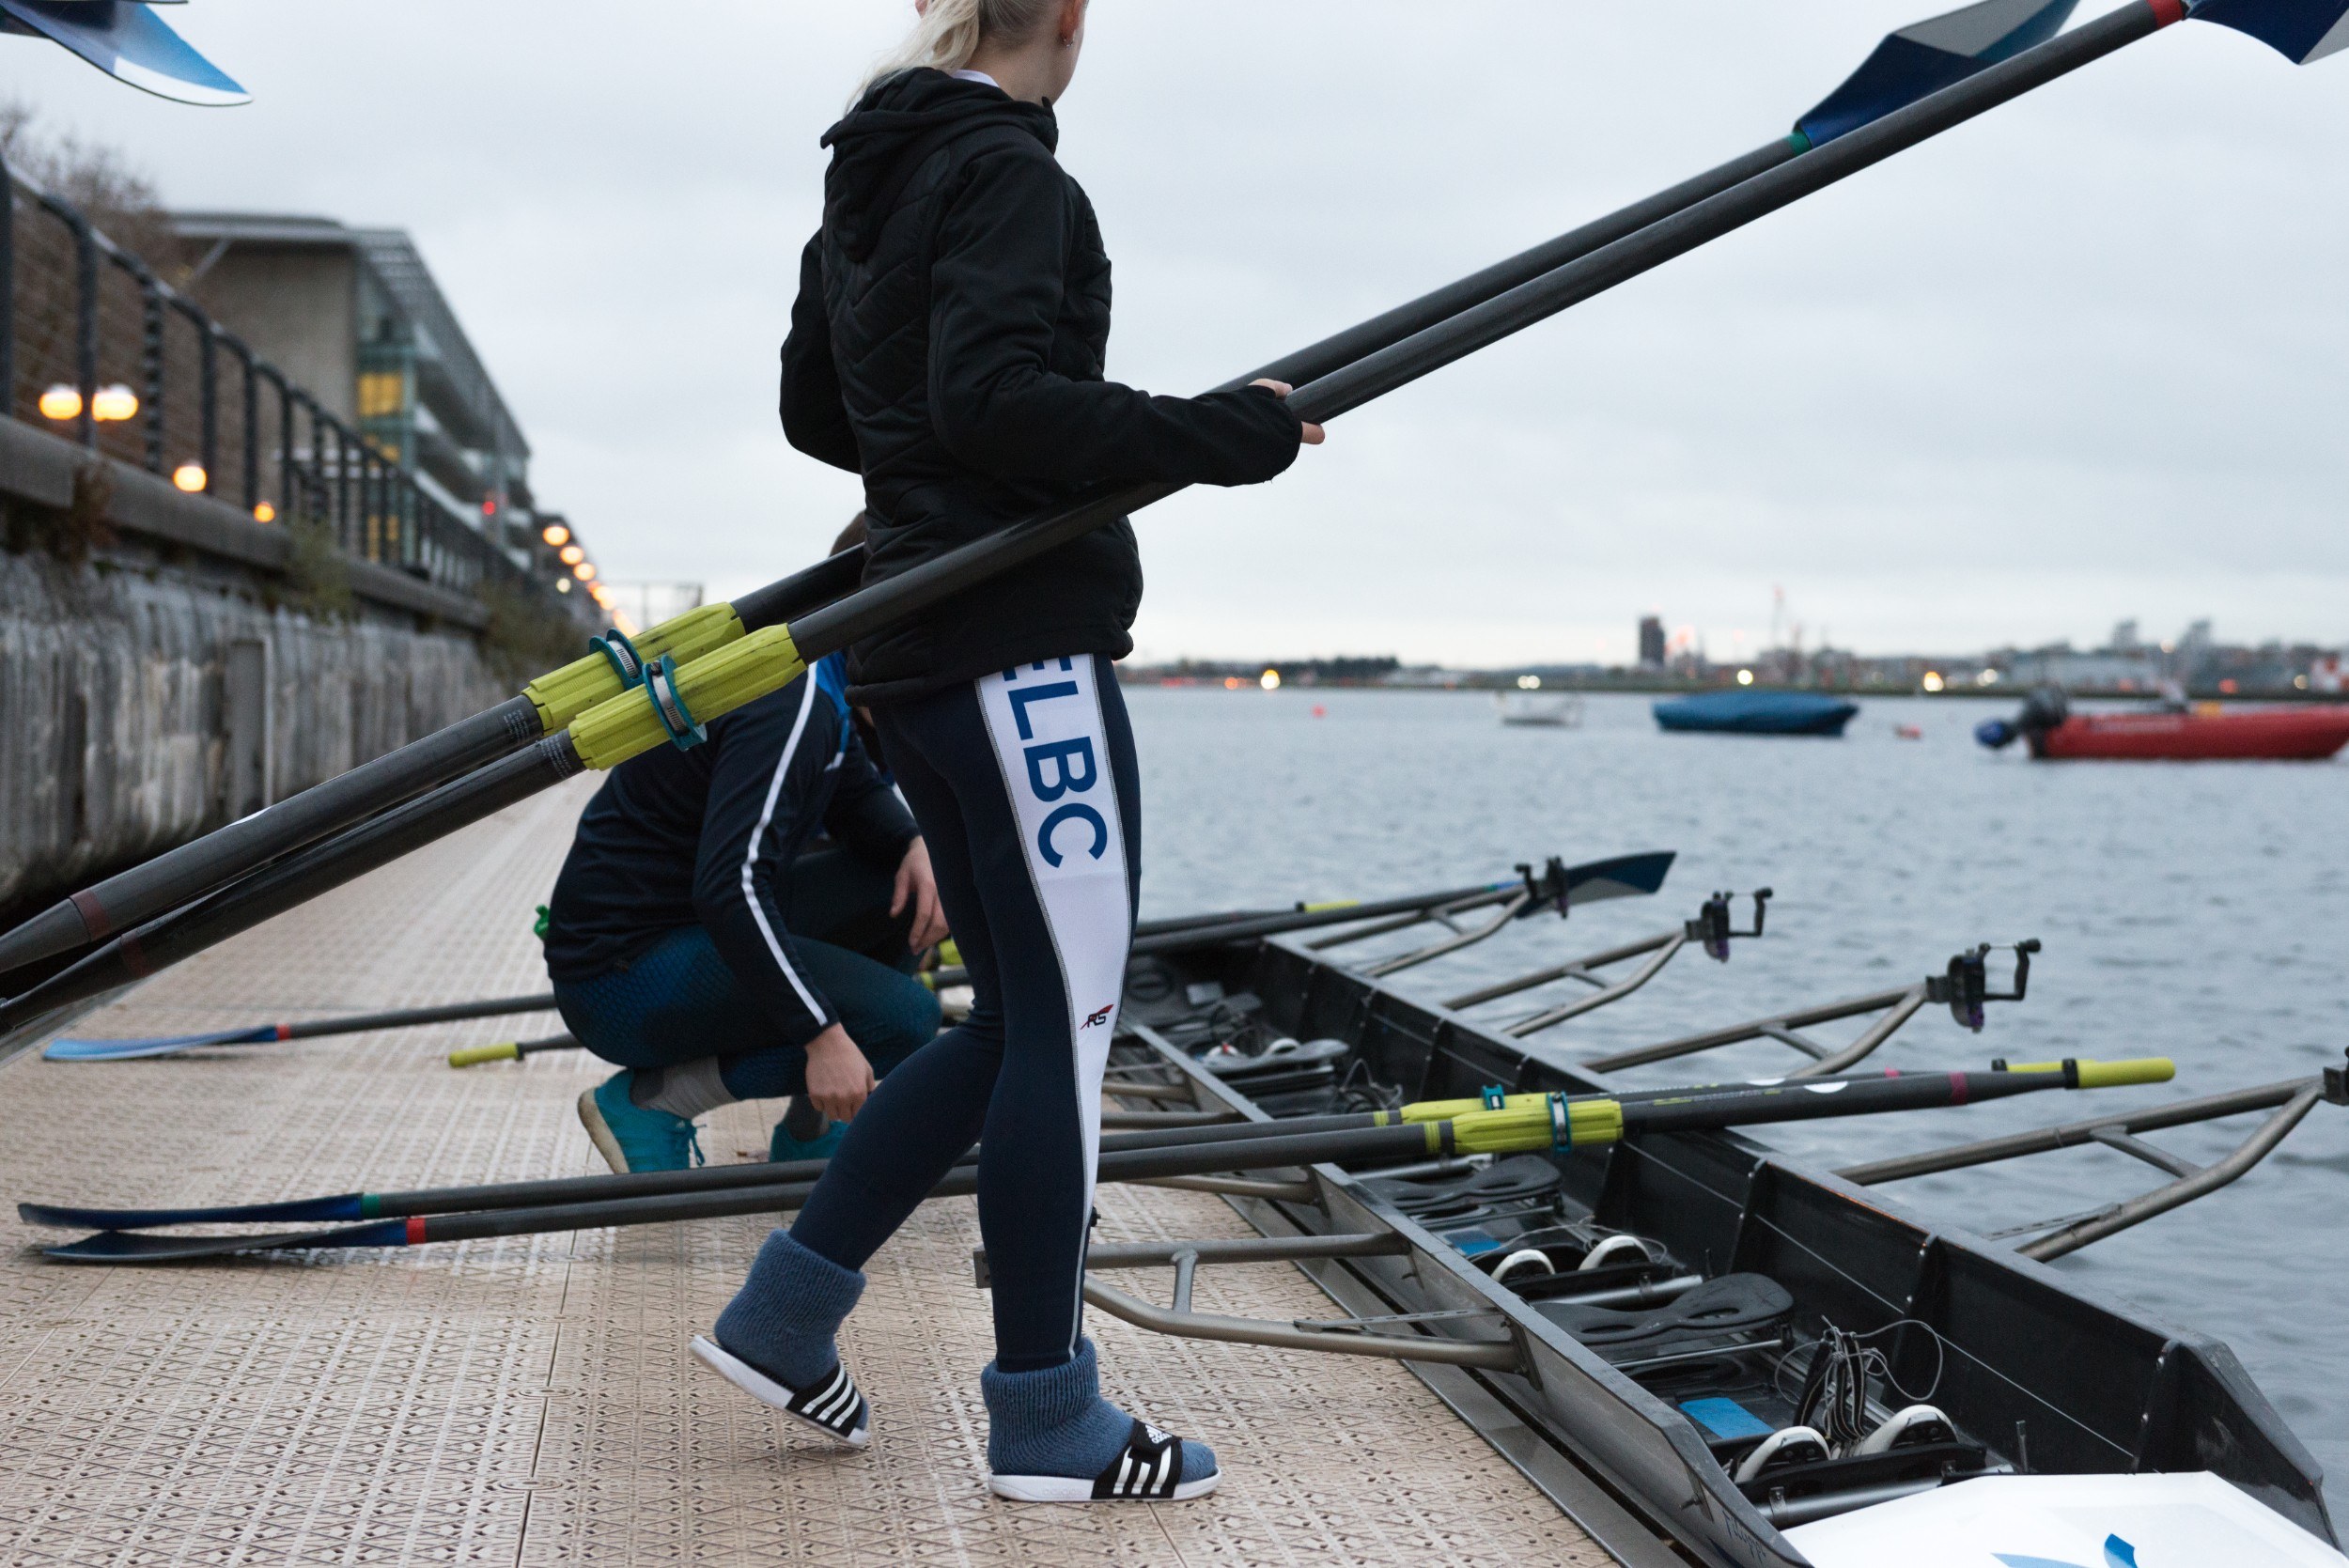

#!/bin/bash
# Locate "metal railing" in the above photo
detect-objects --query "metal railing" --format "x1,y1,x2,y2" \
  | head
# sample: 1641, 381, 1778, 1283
1, 155, 551, 604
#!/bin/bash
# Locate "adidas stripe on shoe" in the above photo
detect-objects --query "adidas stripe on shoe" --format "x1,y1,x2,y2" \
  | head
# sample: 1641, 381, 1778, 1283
690, 1334, 870, 1450
991, 1419, 1220, 1503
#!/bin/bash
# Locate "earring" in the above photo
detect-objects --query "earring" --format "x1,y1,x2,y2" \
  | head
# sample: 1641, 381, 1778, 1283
1060, 34, 1074, 48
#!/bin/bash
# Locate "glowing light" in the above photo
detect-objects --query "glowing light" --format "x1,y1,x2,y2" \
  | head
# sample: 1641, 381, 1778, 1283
481, 498, 499, 517
1976, 668, 2000, 686
253, 502, 276, 523
1921, 672, 1946, 693
1736, 669, 1754, 686
573, 562, 597, 582
541, 523, 570, 547
1222, 676, 1243, 691
1517, 675, 1541, 691
91, 384, 139, 422
172, 462, 207, 493
38, 384, 82, 421
555, 577, 573, 594
1260, 669, 1281, 691
558, 544, 584, 565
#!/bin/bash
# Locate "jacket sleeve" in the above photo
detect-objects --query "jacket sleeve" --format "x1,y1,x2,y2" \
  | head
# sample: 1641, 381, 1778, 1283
691, 682, 838, 1047
927, 149, 1303, 489
781, 231, 863, 474
822, 727, 921, 869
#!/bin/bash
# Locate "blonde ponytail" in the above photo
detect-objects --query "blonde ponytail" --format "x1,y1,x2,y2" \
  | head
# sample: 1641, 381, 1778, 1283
860, 0, 1061, 97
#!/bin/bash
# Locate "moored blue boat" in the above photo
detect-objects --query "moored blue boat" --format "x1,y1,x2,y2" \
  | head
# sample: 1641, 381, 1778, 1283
1653, 691, 1859, 737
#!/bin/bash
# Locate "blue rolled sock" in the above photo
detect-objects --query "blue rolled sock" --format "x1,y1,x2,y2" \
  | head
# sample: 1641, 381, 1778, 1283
981, 1340, 1215, 1484
713, 1229, 865, 1389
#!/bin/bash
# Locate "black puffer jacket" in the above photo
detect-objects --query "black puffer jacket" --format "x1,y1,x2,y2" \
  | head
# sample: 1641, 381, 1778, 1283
782, 69, 1302, 704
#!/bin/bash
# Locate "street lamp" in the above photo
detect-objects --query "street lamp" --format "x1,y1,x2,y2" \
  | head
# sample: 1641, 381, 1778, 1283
172, 462, 207, 493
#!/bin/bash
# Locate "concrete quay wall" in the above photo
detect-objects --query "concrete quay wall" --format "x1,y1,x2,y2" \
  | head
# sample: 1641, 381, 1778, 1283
0, 418, 512, 914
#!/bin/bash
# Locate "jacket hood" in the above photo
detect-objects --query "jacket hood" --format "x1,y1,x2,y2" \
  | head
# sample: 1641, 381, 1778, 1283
820, 69, 1057, 263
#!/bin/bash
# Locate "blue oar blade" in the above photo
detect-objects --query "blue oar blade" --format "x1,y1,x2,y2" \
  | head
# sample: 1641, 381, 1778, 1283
42, 1219, 411, 1264
43, 1025, 276, 1062
0, 0, 250, 105
2190, 0, 2349, 63
1797, 0, 2079, 146
1563, 850, 1677, 906
19, 1193, 370, 1230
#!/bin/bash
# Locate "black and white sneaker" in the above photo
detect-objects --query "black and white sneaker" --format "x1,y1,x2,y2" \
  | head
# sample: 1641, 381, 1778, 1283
690, 1334, 870, 1450
990, 1420, 1220, 1503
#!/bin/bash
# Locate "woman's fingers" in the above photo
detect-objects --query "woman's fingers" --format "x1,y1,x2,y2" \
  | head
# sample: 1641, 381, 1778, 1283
1249, 379, 1325, 445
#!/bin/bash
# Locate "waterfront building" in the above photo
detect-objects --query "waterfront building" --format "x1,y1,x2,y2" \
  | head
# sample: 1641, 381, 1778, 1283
167, 211, 573, 582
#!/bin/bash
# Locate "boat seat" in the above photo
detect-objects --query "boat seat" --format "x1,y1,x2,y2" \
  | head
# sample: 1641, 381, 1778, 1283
1365, 1154, 1561, 1220
1536, 1272, 1793, 1364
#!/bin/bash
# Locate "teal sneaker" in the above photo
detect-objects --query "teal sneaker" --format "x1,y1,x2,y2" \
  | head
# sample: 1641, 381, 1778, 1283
770, 1116, 848, 1165
579, 1070, 703, 1173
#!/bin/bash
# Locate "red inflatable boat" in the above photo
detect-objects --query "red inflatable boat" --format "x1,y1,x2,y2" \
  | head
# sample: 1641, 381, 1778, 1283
2029, 708, 2349, 762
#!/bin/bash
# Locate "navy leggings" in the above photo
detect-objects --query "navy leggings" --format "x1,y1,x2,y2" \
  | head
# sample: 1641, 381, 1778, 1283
787, 656, 1140, 1372
552, 847, 941, 1101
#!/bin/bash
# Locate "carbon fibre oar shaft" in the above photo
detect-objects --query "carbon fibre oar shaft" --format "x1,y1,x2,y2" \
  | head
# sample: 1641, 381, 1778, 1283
43, 992, 559, 1063
10, 1064, 1929, 1233
28, 1060, 2168, 1259
1286, 3, 2180, 425
0, 0, 2073, 986
0, 745, 574, 1035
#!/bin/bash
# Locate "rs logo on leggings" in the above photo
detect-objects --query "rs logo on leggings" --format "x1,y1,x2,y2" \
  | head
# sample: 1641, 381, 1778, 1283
1000, 660, 1109, 868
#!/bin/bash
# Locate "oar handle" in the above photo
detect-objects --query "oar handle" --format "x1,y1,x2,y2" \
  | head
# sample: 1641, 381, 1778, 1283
2003, 1057, 2174, 1089
447, 1042, 520, 1068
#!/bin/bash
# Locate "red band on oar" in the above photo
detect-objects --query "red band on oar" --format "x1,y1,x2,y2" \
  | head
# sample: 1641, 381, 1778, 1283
1948, 1072, 1969, 1106
69, 889, 112, 939
117, 932, 151, 978
406, 1216, 428, 1244
274, 1024, 294, 1041
2149, 0, 2185, 24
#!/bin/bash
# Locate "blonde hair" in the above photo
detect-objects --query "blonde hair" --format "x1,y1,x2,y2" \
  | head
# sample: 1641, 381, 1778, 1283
863, 0, 1061, 92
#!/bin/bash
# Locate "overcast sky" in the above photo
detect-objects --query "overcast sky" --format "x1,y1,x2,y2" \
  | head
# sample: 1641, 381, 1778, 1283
8, 2, 2345, 664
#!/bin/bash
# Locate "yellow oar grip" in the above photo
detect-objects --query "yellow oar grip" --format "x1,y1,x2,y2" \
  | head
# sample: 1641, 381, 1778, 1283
2002, 1057, 2174, 1088
448, 1041, 521, 1068
1445, 1096, 1623, 1156
568, 625, 805, 770
522, 603, 746, 732
1405, 1091, 1548, 1124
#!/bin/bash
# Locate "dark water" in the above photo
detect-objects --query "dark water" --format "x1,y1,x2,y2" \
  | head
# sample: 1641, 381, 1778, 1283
1128, 686, 2349, 1484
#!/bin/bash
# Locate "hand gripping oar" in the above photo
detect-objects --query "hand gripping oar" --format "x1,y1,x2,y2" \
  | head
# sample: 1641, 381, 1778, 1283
23, 1059, 2170, 1260
11, 0, 2335, 1032
0, 0, 2082, 986
40, 992, 560, 1063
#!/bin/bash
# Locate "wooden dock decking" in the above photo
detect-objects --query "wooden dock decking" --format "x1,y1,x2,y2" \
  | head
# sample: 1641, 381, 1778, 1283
0, 781, 1610, 1566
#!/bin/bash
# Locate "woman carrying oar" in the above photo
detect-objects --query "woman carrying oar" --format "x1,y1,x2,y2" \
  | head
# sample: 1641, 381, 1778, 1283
695, 0, 1317, 1503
